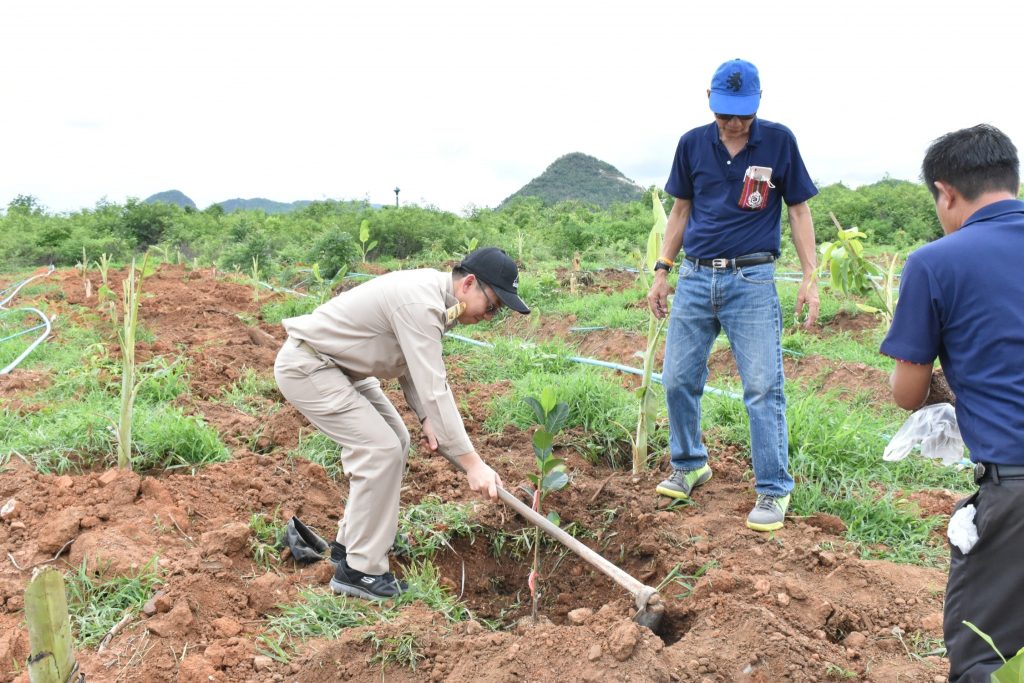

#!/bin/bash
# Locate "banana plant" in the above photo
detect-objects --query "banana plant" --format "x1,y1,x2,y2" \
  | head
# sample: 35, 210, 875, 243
819, 212, 900, 325
358, 219, 378, 264
963, 621, 1024, 682
634, 190, 669, 473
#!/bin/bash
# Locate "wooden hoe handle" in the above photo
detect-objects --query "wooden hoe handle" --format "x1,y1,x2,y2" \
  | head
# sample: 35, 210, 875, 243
438, 449, 661, 614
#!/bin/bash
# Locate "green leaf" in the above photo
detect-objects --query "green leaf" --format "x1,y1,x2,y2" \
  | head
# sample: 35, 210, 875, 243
963, 621, 1007, 663
524, 397, 546, 426
544, 402, 569, 435
359, 219, 370, 243
541, 457, 565, 475
533, 429, 553, 453
540, 387, 557, 415
526, 474, 539, 487
542, 470, 569, 491
546, 510, 561, 527
367, 240, 378, 252
854, 303, 881, 314
991, 652, 1024, 683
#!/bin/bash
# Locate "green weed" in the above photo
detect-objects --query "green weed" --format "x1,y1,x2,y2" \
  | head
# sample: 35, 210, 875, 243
365, 631, 424, 672
248, 512, 285, 569
288, 430, 344, 479
217, 367, 281, 416
133, 406, 230, 471
64, 558, 164, 647
260, 296, 318, 324
398, 497, 480, 561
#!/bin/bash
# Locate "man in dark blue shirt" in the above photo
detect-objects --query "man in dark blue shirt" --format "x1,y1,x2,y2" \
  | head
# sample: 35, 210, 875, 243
647, 58, 819, 531
882, 124, 1024, 682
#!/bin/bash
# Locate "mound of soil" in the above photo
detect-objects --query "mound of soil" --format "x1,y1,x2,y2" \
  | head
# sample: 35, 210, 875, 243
0, 266, 953, 682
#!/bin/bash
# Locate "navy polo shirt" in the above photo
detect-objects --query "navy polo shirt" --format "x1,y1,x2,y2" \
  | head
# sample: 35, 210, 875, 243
665, 118, 817, 258
881, 199, 1024, 465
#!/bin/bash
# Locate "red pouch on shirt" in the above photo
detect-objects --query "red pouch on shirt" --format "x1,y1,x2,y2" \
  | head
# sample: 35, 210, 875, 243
738, 165, 774, 211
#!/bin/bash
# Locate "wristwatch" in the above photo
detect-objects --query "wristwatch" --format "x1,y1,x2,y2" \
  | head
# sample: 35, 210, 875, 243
653, 258, 673, 273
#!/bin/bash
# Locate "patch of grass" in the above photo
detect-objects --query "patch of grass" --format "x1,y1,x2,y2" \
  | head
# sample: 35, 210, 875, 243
133, 406, 231, 471
396, 560, 472, 622
217, 367, 281, 416
782, 327, 892, 371
549, 285, 650, 332
701, 382, 971, 566
249, 511, 285, 569
260, 296, 318, 324
825, 663, 858, 679
64, 558, 164, 647
485, 367, 659, 468
364, 631, 425, 673
444, 335, 575, 384
288, 430, 344, 479
398, 496, 481, 561
265, 588, 385, 643
1, 392, 116, 473
264, 559, 473, 660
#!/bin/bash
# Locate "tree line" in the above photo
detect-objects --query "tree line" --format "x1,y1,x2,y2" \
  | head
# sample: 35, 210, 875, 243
0, 179, 950, 276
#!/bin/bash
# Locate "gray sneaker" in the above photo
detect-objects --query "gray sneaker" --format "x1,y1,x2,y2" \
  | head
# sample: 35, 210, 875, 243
655, 464, 712, 500
746, 493, 791, 531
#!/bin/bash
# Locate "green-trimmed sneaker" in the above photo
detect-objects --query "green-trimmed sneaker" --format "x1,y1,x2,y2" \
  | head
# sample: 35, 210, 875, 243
746, 493, 791, 531
655, 464, 713, 500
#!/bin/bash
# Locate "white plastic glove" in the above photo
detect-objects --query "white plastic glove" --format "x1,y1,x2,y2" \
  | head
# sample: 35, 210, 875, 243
947, 504, 979, 554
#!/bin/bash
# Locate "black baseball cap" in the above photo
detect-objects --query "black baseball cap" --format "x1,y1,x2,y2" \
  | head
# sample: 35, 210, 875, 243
458, 247, 530, 314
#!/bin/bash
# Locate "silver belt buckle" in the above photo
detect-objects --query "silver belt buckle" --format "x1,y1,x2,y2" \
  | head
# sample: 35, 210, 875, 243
711, 258, 730, 269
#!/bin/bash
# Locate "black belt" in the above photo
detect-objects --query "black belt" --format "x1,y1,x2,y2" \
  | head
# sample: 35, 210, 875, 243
685, 253, 775, 269
974, 462, 1024, 484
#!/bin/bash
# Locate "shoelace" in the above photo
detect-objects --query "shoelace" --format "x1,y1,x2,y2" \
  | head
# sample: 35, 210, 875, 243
755, 494, 778, 511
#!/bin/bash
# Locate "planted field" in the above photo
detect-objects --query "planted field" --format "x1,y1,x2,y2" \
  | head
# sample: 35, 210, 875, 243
1, 262, 969, 682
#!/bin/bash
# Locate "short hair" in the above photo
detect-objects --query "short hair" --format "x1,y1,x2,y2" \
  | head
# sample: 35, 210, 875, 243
922, 124, 1019, 201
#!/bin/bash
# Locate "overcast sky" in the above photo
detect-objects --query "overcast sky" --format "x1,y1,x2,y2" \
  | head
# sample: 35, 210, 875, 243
2, 0, 1022, 215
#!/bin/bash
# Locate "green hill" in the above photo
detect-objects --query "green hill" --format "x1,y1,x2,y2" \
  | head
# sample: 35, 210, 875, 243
214, 198, 313, 214
143, 190, 196, 209
501, 152, 644, 208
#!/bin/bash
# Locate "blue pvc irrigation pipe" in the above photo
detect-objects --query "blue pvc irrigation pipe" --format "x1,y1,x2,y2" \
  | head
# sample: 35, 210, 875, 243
444, 333, 744, 401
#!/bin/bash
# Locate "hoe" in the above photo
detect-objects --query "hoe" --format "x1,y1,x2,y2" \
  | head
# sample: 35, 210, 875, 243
438, 449, 666, 632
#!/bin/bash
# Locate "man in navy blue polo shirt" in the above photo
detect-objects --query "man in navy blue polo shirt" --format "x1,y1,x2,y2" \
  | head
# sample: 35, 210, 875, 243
881, 124, 1024, 682
647, 58, 819, 531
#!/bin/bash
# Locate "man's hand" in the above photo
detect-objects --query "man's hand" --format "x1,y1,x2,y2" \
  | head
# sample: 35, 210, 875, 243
457, 451, 502, 500
419, 417, 439, 452
647, 271, 671, 319
795, 273, 820, 329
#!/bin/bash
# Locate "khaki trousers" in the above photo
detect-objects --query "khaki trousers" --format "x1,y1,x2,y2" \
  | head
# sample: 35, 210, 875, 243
274, 338, 409, 574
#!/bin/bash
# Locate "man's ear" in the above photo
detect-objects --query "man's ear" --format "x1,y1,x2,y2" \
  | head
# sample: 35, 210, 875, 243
933, 180, 956, 208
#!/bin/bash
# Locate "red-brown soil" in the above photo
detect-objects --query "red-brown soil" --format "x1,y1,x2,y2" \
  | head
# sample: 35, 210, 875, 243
0, 266, 955, 682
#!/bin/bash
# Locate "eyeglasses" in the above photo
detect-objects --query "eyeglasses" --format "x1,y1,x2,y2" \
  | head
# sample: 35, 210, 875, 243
476, 279, 500, 314
714, 113, 755, 122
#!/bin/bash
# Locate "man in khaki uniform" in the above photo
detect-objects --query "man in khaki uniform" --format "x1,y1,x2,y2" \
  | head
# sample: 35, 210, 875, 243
274, 247, 529, 600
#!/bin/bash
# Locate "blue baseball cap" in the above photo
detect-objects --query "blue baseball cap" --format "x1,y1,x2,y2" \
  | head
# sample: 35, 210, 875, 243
709, 59, 761, 116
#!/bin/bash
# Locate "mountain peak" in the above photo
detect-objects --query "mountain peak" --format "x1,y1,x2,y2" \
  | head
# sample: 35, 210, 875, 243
501, 152, 644, 208
143, 190, 196, 209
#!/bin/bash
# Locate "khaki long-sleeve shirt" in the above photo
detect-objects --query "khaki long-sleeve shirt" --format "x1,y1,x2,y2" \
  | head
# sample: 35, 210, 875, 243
282, 269, 473, 456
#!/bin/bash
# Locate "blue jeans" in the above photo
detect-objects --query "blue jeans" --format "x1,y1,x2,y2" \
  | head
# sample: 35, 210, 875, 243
662, 257, 793, 497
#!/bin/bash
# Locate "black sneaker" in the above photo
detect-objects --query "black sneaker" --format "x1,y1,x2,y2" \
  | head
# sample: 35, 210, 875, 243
329, 560, 407, 600
329, 535, 411, 565
329, 541, 346, 564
